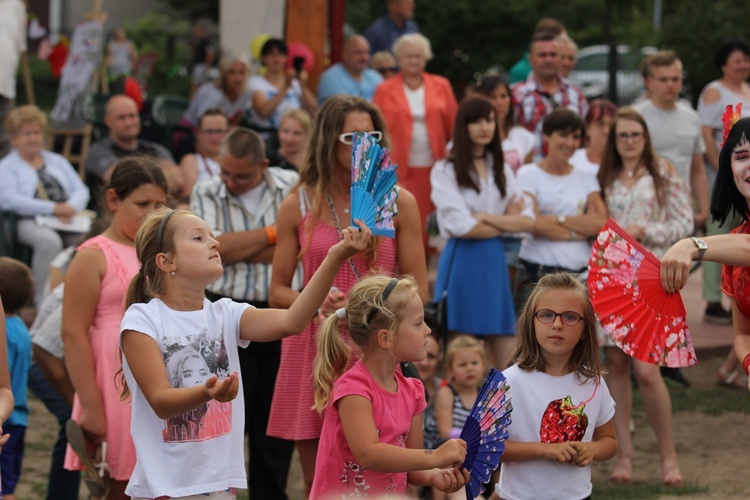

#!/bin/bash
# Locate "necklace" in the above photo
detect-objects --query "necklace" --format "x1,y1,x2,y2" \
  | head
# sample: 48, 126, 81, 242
625, 165, 644, 178
326, 195, 362, 281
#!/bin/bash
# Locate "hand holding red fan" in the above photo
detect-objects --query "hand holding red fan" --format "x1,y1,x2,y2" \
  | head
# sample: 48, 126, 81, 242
588, 219, 697, 367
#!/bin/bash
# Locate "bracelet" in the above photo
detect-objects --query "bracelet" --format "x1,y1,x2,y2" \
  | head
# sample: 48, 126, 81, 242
263, 226, 277, 246
743, 353, 750, 376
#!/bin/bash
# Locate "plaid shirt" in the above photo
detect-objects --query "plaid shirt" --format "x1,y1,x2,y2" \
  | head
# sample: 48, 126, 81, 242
512, 74, 589, 161
190, 167, 300, 301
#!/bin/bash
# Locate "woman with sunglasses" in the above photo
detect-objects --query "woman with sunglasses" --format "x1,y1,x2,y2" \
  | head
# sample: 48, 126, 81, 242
267, 95, 428, 496
598, 107, 691, 487
373, 34, 458, 249
371, 50, 398, 80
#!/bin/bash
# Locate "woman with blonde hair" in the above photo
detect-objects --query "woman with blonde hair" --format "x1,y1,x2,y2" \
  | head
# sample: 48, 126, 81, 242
598, 107, 689, 486
373, 33, 458, 248
267, 94, 428, 495
181, 53, 252, 129
266, 108, 312, 171
0, 105, 90, 306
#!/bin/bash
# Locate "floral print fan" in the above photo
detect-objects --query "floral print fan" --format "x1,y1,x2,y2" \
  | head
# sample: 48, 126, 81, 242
459, 369, 512, 499
350, 132, 399, 238
588, 219, 697, 367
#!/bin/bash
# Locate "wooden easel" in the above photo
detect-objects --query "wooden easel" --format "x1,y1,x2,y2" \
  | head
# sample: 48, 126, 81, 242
47, 0, 108, 179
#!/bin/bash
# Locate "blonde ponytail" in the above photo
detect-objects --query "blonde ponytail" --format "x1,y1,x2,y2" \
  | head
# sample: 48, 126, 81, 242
312, 313, 352, 412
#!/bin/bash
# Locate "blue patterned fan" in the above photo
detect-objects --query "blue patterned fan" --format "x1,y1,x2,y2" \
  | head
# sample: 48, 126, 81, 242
350, 132, 399, 237
459, 368, 512, 499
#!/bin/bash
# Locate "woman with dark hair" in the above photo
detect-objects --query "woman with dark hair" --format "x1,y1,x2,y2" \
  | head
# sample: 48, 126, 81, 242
474, 75, 535, 173
62, 158, 167, 499
697, 38, 750, 381
662, 117, 750, 392
247, 38, 316, 132
431, 97, 534, 369
570, 98, 617, 175
516, 109, 608, 282
598, 107, 690, 487
267, 95, 427, 496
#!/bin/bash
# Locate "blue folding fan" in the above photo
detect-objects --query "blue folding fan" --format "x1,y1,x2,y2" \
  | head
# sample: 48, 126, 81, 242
459, 368, 512, 499
350, 132, 399, 238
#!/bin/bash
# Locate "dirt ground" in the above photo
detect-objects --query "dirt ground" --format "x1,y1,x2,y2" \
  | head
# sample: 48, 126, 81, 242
15, 354, 750, 499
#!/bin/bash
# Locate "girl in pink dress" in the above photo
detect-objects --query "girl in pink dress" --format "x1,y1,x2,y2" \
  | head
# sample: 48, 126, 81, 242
62, 158, 168, 499
309, 276, 469, 499
267, 95, 428, 495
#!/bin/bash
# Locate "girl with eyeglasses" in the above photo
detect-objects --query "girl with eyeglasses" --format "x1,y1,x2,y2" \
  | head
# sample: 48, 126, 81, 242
267, 95, 428, 496
497, 272, 616, 500
597, 107, 690, 487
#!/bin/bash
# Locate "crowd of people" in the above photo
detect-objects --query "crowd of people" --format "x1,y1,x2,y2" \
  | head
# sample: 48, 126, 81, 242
1, 2, 750, 499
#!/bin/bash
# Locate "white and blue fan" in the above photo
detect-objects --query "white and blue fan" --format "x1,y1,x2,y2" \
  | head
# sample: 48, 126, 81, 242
350, 132, 399, 238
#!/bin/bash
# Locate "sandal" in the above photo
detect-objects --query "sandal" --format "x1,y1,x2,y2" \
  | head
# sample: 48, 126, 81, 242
717, 367, 744, 389
66, 420, 111, 498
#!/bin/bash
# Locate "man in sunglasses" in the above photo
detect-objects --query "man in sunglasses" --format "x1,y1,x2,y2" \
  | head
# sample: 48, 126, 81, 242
512, 32, 589, 161
191, 128, 300, 499
317, 35, 383, 104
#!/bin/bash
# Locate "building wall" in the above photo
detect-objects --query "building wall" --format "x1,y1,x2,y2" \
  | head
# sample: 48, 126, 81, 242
63, 0, 161, 32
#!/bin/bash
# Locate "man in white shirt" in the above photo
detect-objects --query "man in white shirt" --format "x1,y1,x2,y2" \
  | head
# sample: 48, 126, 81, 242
0, 0, 27, 157
190, 128, 298, 499
632, 51, 709, 229
632, 51, 709, 387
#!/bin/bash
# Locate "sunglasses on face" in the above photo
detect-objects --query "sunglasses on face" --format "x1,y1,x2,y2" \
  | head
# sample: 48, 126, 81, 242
377, 67, 398, 76
338, 131, 383, 145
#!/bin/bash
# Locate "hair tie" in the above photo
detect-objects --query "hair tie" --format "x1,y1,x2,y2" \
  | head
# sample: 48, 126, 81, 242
336, 308, 347, 320
156, 209, 177, 253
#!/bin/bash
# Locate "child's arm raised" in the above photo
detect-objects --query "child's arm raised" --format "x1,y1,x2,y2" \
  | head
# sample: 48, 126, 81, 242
240, 220, 372, 342
570, 419, 617, 467
339, 394, 466, 473
121, 331, 239, 420
502, 440, 578, 464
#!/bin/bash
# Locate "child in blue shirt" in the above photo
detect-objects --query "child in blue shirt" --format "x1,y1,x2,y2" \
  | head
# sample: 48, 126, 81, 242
0, 257, 33, 500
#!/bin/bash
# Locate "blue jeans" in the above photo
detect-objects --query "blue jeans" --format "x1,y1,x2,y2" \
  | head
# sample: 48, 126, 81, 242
27, 361, 80, 500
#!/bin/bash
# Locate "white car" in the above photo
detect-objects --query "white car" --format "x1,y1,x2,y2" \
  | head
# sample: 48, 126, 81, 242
568, 45, 657, 105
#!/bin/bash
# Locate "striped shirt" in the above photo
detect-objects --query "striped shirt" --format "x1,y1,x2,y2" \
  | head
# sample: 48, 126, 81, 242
190, 167, 300, 301
512, 74, 588, 161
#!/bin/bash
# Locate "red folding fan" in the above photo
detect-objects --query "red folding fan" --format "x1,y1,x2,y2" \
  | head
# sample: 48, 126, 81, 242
587, 219, 697, 367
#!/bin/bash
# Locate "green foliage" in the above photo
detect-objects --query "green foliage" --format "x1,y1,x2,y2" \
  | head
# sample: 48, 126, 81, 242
123, 12, 193, 98
158, 0, 218, 22
15, 56, 58, 111
660, 0, 750, 105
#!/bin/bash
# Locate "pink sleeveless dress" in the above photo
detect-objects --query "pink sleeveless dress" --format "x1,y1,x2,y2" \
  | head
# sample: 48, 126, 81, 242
63, 235, 139, 480
267, 190, 398, 441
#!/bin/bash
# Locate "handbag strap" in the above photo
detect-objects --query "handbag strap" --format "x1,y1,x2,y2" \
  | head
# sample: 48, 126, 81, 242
440, 238, 460, 296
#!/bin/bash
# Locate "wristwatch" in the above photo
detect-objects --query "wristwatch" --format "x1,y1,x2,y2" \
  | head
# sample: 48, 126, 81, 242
557, 215, 566, 226
690, 237, 707, 261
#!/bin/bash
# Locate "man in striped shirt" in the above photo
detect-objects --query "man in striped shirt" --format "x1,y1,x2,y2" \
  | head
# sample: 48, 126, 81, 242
191, 128, 299, 499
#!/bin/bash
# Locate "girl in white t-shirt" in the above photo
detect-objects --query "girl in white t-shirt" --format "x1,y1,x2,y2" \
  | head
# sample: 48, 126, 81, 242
498, 273, 617, 500
118, 207, 371, 499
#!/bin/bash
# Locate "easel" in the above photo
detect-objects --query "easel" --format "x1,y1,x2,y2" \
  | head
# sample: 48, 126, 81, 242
47, 0, 108, 179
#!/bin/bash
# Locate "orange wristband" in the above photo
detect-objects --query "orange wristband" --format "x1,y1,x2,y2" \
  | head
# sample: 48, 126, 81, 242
264, 226, 277, 245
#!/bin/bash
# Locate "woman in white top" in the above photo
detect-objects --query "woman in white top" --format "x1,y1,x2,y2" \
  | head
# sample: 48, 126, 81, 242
474, 75, 535, 173
570, 98, 617, 176
373, 34, 458, 249
182, 53, 252, 129
247, 38, 316, 132
178, 109, 228, 199
431, 97, 534, 369
517, 109, 608, 282
598, 108, 689, 486
0, 105, 89, 306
